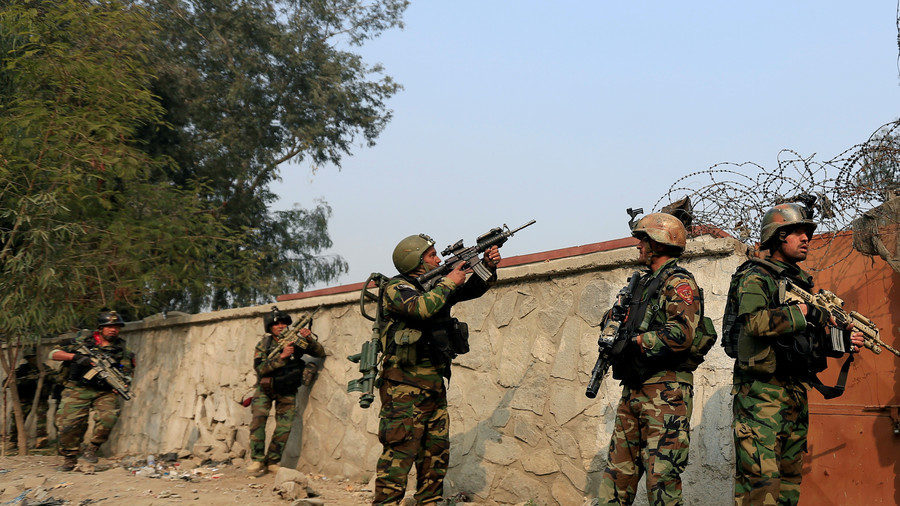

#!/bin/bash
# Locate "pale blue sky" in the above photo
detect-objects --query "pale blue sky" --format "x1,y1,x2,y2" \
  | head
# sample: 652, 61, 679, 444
276, 1, 899, 291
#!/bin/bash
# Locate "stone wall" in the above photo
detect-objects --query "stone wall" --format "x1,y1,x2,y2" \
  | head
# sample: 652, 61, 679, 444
109, 236, 746, 505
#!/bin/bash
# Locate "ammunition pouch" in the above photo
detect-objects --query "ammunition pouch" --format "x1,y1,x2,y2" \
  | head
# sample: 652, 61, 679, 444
773, 330, 828, 379
771, 328, 852, 399
427, 317, 469, 365
393, 327, 423, 366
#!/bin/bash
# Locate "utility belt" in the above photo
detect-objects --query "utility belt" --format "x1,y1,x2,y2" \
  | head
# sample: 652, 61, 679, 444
384, 317, 469, 369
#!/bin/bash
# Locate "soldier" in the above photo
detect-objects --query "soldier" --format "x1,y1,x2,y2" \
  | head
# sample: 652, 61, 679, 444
374, 234, 501, 505
246, 307, 325, 475
728, 203, 864, 505
597, 213, 711, 505
6, 351, 57, 450
50, 311, 134, 471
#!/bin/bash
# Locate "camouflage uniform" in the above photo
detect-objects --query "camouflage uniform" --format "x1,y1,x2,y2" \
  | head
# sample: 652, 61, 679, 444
731, 259, 813, 506
6, 360, 51, 448
374, 271, 495, 505
249, 331, 325, 465
55, 336, 133, 458
598, 258, 702, 506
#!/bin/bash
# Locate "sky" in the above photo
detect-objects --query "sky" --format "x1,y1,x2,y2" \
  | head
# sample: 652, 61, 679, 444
274, 1, 900, 291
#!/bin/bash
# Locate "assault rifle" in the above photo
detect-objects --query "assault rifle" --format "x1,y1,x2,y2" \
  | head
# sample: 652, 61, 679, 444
266, 306, 323, 361
585, 271, 643, 398
347, 273, 389, 408
779, 281, 899, 357
416, 220, 536, 291
74, 344, 132, 400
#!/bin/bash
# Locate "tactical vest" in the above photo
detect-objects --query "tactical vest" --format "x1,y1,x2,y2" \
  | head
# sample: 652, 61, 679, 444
68, 340, 128, 391
723, 258, 851, 399
381, 274, 469, 377
612, 263, 717, 387
258, 335, 306, 395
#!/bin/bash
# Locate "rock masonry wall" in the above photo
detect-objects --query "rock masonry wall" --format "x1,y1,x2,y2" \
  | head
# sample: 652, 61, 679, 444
108, 236, 746, 505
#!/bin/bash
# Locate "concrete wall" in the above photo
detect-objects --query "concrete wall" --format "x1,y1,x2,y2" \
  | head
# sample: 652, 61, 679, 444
109, 236, 746, 505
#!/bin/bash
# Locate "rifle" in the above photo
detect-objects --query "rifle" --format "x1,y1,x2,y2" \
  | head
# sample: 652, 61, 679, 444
585, 271, 643, 398
779, 281, 899, 357
416, 220, 536, 291
347, 273, 389, 408
74, 344, 132, 400
265, 306, 322, 361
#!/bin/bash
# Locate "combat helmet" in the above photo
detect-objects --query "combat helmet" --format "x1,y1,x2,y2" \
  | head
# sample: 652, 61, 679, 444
759, 203, 817, 249
392, 234, 435, 274
631, 212, 687, 252
263, 306, 292, 333
97, 310, 125, 328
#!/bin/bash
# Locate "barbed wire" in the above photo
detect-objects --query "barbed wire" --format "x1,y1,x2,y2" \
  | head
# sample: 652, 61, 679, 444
653, 120, 900, 271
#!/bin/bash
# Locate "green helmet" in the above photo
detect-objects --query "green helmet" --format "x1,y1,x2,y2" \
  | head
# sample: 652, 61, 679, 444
631, 212, 687, 252
760, 203, 817, 248
392, 234, 435, 274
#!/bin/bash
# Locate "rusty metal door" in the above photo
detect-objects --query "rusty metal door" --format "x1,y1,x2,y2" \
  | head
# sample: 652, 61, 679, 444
802, 233, 899, 505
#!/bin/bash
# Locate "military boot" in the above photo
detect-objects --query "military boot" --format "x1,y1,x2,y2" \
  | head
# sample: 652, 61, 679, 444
57, 455, 78, 471
82, 443, 99, 463
267, 464, 280, 474
246, 460, 265, 476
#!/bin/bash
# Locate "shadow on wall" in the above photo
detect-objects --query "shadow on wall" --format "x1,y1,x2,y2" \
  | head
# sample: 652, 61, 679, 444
279, 356, 325, 469
445, 387, 515, 501
583, 381, 736, 506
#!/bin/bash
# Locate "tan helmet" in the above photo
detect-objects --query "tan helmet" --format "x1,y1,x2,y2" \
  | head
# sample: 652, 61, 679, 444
392, 234, 435, 274
760, 203, 817, 248
631, 212, 687, 252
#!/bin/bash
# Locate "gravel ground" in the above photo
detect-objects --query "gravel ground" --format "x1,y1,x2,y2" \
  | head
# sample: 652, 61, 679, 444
0, 455, 372, 505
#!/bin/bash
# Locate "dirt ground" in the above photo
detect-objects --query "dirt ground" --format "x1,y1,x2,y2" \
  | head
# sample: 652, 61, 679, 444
0, 455, 372, 505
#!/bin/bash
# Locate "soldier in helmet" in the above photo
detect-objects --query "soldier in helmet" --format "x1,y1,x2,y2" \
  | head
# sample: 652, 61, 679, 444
50, 311, 134, 471
246, 306, 325, 476
374, 234, 501, 505
597, 212, 709, 505
727, 203, 864, 505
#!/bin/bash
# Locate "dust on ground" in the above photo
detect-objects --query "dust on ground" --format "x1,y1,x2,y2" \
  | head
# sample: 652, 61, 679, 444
0, 455, 371, 505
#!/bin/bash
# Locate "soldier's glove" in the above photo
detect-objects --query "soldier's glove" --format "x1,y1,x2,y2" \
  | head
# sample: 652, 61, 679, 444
73, 354, 93, 368
805, 304, 830, 329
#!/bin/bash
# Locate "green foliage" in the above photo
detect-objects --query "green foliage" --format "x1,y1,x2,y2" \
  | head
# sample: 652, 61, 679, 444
136, 0, 408, 309
0, 0, 236, 336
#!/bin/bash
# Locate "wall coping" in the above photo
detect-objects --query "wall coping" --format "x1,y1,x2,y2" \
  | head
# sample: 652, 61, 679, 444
121, 235, 744, 335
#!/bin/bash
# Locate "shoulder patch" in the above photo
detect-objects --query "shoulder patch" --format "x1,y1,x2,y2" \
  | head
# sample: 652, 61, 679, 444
674, 282, 694, 305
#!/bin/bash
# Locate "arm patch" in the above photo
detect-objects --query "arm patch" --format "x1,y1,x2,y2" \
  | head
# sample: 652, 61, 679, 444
674, 282, 694, 305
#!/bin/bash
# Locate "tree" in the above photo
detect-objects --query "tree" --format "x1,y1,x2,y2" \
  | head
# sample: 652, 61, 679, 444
137, 0, 408, 310
0, 0, 233, 451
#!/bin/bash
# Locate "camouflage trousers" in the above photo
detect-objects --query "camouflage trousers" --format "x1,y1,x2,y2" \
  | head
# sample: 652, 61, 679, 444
248, 389, 296, 464
6, 399, 48, 445
56, 383, 119, 457
597, 381, 693, 506
732, 379, 808, 506
374, 380, 449, 505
